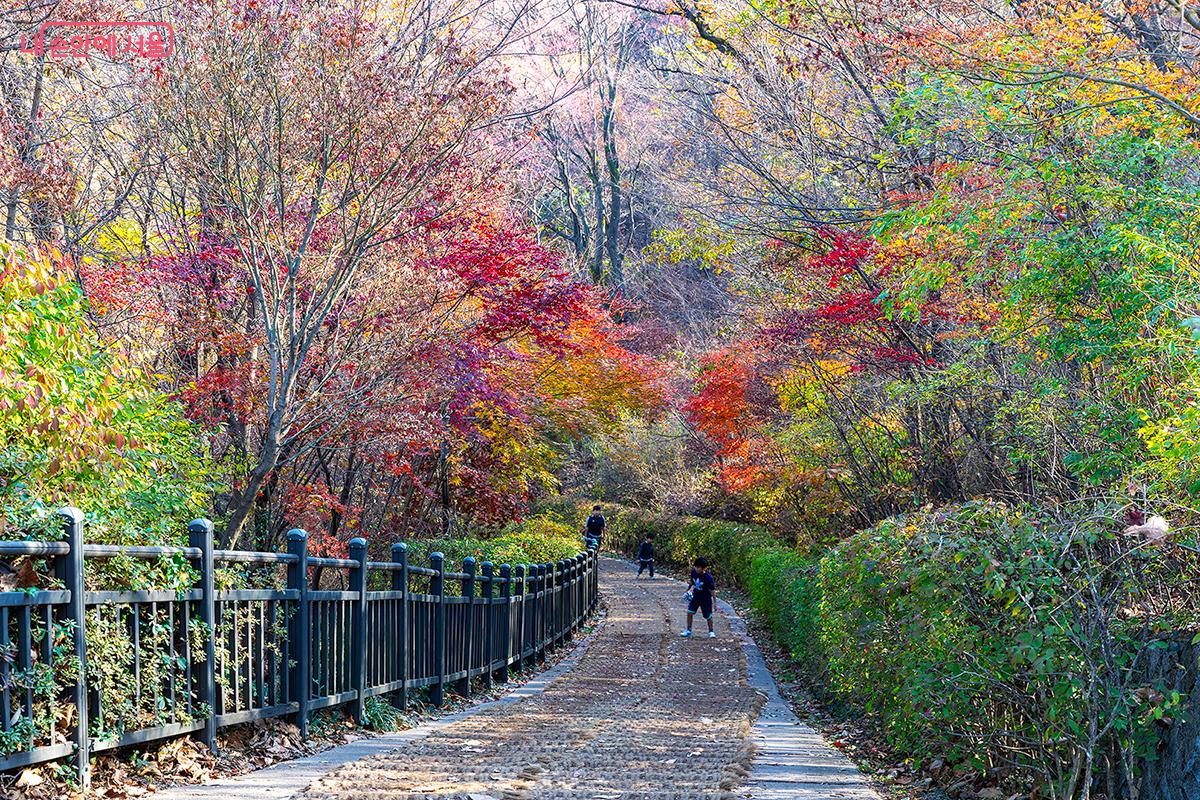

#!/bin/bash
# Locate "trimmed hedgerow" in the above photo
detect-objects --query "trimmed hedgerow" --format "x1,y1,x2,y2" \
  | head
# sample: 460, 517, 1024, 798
402, 511, 585, 572
746, 548, 825, 676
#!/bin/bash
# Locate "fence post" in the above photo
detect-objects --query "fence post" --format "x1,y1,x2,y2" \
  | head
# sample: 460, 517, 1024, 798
548, 561, 558, 648
590, 547, 598, 612
456, 557, 476, 697
497, 564, 511, 683
349, 538, 368, 725
572, 554, 581, 631
529, 563, 540, 665
56, 507, 89, 789
391, 543, 408, 711
564, 558, 572, 637
556, 560, 567, 645
565, 557, 576, 641
577, 553, 586, 627
514, 564, 528, 672
188, 519, 217, 753
286, 529, 310, 737
537, 564, 548, 663
480, 562, 494, 691
550, 562, 558, 648
545, 563, 554, 658
430, 552, 446, 706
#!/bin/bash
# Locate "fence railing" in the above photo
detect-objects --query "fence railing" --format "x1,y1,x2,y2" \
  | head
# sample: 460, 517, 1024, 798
0, 508, 600, 786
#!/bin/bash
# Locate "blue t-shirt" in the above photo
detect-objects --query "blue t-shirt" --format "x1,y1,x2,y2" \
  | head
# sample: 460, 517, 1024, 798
690, 569, 715, 598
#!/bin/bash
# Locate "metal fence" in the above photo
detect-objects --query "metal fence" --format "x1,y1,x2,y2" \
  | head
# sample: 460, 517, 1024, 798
0, 508, 600, 786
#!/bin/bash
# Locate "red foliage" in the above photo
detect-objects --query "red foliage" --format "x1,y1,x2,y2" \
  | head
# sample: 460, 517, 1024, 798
88, 210, 663, 536
683, 347, 777, 492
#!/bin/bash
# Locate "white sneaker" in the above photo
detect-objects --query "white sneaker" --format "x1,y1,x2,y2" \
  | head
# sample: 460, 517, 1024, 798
708, 631, 717, 638
679, 629, 692, 637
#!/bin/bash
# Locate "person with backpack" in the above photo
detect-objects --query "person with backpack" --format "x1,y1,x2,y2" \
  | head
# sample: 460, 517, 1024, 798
636, 533, 655, 578
585, 505, 606, 549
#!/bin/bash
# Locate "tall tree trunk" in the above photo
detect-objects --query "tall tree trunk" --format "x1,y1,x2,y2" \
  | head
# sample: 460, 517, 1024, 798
590, 162, 605, 284
222, 410, 284, 548
601, 78, 623, 287
5, 55, 45, 241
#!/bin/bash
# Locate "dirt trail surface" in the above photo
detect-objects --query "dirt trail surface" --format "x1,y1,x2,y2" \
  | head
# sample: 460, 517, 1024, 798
302, 561, 761, 800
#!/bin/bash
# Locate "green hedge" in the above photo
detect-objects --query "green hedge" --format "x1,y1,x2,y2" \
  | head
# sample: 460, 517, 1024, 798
747, 549, 825, 674
813, 501, 1199, 780
402, 511, 585, 572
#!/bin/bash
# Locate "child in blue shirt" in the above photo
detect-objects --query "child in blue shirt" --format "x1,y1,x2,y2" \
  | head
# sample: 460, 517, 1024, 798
680, 557, 717, 638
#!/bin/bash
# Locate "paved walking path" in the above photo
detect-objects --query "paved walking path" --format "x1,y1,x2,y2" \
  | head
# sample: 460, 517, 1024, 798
159, 560, 879, 800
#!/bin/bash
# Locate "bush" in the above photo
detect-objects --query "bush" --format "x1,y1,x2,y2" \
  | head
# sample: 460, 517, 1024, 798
1, 243, 223, 749
0, 243, 217, 564
400, 511, 585, 574
812, 500, 1199, 796
747, 549, 824, 674
363, 697, 405, 731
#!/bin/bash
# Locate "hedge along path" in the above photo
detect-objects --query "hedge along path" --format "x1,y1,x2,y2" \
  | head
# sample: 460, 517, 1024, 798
302, 560, 761, 800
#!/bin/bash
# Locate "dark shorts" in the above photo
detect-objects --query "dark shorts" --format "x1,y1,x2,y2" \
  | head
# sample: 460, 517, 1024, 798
687, 593, 713, 619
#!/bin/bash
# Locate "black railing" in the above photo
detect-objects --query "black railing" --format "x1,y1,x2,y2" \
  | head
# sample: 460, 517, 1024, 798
0, 508, 600, 786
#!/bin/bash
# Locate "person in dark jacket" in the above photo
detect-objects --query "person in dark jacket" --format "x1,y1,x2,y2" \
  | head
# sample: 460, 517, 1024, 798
636, 534, 655, 578
585, 505, 606, 548
680, 557, 717, 638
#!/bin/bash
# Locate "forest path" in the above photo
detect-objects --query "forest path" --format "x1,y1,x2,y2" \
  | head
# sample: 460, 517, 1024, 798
296, 560, 879, 800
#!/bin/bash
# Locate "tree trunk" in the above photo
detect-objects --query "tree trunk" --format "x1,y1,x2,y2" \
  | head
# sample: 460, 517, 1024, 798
5, 55, 45, 241
602, 78, 623, 287
221, 417, 283, 548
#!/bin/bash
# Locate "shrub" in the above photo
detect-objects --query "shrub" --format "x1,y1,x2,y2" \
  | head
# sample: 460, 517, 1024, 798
1, 243, 221, 749
363, 697, 405, 731
0, 243, 217, 564
400, 511, 585, 574
814, 500, 1199, 797
747, 549, 823, 674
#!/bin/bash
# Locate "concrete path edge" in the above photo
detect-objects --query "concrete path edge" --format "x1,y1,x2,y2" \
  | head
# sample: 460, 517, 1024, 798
718, 594, 881, 799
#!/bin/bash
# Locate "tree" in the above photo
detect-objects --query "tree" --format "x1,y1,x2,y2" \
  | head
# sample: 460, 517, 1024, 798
148, 0, 523, 546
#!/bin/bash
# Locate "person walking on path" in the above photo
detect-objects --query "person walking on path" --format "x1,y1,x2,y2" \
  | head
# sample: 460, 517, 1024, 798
680, 557, 717, 638
636, 533, 655, 577
585, 505, 606, 549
